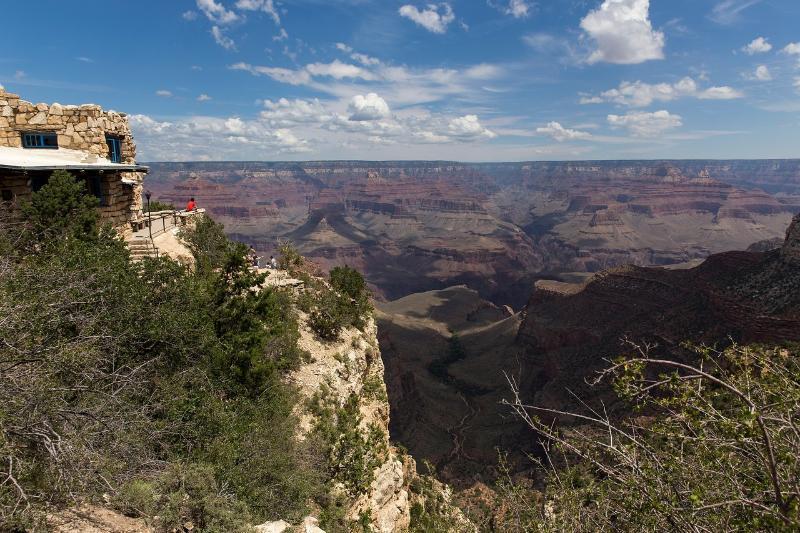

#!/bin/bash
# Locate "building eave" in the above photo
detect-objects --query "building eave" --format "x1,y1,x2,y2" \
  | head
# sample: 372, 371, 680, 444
0, 163, 149, 173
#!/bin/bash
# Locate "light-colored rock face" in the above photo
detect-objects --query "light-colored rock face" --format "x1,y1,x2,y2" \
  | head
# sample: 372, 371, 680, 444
289, 314, 412, 533
783, 215, 800, 262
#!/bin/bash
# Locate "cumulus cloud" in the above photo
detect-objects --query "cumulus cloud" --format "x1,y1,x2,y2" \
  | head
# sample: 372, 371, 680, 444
607, 110, 683, 137
784, 43, 800, 56
155, 90, 173, 97
581, 77, 743, 107
197, 94, 212, 102
235, 0, 280, 25
742, 37, 772, 55
536, 124, 593, 142
211, 26, 236, 50
196, 0, 239, 24
752, 65, 772, 81
580, 0, 664, 65
536, 122, 592, 142
448, 115, 497, 139
348, 93, 391, 121
399, 3, 455, 34
129, 113, 311, 160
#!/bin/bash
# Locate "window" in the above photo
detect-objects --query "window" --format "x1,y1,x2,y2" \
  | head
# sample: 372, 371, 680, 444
1, 189, 12, 202
22, 132, 58, 149
106, 135, 122, 163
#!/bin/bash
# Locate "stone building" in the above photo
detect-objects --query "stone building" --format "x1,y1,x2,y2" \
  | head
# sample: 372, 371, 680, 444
0, 87, 148, 234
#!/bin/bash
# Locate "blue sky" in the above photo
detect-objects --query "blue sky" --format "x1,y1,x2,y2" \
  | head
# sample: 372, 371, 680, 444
1, 0, 799, 161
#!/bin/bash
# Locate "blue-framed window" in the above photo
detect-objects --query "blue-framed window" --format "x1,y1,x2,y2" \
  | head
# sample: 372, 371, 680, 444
106, 135, 122, 163
22, 132, 58, 149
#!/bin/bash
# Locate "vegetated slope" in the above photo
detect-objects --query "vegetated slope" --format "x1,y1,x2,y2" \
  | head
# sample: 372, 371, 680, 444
144, 160, 800, 308
517, 212, 800, 417
0, 173, 470, 533
376, 286, 532, 487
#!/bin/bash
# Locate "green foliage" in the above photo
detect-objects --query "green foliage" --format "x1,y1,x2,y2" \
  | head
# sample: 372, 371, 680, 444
182, 215, 233, 274
408, 467, 463, 533
0, 184, 324, 530
20, 170, 99, 241
309, 387, 388, 497
146, 200, 176, 212
504, 343, 800, 532
208, 242, 305, 394
306, 266, 372, 342
278, 239, 304, 271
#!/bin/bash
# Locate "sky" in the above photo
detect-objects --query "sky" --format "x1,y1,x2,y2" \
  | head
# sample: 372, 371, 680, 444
1, 0, 799, 162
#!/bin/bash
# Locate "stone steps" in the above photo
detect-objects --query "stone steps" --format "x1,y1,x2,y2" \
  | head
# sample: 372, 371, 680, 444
126, 237, 159, 261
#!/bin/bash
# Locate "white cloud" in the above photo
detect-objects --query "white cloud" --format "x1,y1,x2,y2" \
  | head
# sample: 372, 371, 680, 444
710, 0, 763, 25
752, 65, 772, 81
742, 37, 772, 55
448, 115, 497, 139
261, 98, 332, 126
399, 3, 455, 34
505, 0, 531, 18
580, 0, 664, 65
464, 64, 503, 79
306, 60, 377, 81
274, 28, 289, 41
155, 90, 173, 97
196, 0, 239, 25
581, 77, 743, 107
336, 43, 353, 53
232, 53, 503, 107
794, 77, 800, 93
348, 93, 391, 121
130, 113, 311, 160
75, 56, 94, 63
235, 0, 280, 25
211, 26, 236, 50
784, 43, 800, 55
197, 94, 212, 102
536, 122, 592, 142
608, 110, 683, 137
182, 10, 198, 21
698, 86, 743, 99
231, 63, 312, 85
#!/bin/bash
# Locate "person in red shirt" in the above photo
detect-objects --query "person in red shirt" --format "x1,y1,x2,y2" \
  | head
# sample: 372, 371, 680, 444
186, 198, 197, 211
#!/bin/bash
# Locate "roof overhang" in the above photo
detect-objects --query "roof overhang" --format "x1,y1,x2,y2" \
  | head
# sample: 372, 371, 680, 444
0, 163, 149, 173
0, 147, 149, 174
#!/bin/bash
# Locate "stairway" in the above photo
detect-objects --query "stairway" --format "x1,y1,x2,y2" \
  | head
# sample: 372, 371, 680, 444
127, 237, 159, 261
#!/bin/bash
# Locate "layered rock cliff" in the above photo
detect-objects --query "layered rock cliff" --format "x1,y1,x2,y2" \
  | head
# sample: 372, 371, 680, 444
516, 211, 800, 417
144, 161, 800, 308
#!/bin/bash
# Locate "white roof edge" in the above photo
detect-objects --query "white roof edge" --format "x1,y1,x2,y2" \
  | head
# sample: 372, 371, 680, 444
0, 146, 148, 172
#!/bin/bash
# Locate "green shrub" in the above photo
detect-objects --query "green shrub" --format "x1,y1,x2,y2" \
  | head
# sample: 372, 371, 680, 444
0, 172, 325, 529
309, 388, 388, 497
502, 343, 800, 532
278, 239, 304, 271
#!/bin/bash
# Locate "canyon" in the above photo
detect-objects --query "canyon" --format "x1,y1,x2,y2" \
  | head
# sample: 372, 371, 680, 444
144, 160, 800, 488
145, 160, 800, 309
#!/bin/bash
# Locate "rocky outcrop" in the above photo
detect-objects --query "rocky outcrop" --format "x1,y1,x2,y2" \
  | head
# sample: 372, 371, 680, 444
782, 214, 800, 262
516, 216, 800, 417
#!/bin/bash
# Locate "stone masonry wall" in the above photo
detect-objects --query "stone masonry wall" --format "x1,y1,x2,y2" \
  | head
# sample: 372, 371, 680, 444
0, 87, 144, 230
